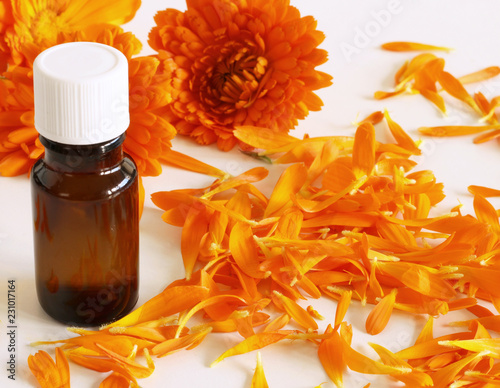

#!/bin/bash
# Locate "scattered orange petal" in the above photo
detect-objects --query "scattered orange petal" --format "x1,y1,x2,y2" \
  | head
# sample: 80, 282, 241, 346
365, 289, 397, 335
318, 326, 344, 387
273, 291, 318, 331
251, 352, 269, 388
99, 372, 131, 388
381, 41, 453, 52
354, 111, 384, 126
438, 71, 483, 116
28, 348, 70, 388
418, 125, 500, 137
458, 66, 500, 85
210, 332, 288, 367
160, 149, 227, 178
468, 185, 500, 198
352, 123, 376, 178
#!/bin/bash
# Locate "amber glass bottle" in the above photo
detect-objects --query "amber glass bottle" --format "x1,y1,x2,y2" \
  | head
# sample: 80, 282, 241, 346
31, 42, 139, 326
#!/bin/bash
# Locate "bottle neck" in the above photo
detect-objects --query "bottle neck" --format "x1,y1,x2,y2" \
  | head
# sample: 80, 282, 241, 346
40, 134, 125, 173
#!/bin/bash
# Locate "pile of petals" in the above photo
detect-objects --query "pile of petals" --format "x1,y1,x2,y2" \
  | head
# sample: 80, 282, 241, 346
376, 41, 500, 144
0, 0, 175, 177
29, 113, 500, 387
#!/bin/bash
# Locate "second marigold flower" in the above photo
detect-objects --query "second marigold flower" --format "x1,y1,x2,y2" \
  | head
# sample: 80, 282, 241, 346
149, 0, 332, 151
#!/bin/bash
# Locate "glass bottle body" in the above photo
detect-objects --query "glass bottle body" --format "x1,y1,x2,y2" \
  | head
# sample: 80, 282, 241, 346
31, 135, 139, 326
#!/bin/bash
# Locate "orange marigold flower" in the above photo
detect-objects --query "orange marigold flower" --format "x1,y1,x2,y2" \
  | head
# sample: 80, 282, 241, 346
0, 24, 176, 177
149, 0, 332, 151
0, 0, 13, 72
0, 0, 140, 70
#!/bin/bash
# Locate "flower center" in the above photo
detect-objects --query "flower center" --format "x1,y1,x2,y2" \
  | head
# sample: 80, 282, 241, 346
16, 8, 64, 47
196, 41, 268, 116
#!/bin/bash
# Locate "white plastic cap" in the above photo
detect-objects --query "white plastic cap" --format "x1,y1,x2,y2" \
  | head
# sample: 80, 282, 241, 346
33, 42, 129, 145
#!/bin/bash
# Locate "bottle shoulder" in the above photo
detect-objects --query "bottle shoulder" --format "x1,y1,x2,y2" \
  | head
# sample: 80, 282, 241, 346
31, 156, 138, 201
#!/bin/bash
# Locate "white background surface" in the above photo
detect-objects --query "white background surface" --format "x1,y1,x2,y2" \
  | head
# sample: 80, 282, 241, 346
2, 0, 500, 387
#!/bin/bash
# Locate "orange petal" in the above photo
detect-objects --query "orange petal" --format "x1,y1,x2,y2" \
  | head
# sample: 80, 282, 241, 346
396, 53, 438, 87
273, 291, 318, 331
335, 290, 352, 329
0, 149, 33, 176
374, 89, 406, 100
394, 60, 409, 84
318, 327, 344, 387
450, 315, 500, 333
342, 336, 411, 375
95, 345, 154, 379
383, 110, 421, 154
67, 351, 136, 383
63, 0, 140, 26
151, 327, 212, 357
295, 175, 368, 213
202, 167, 269, 199
376, 261, 456, 300
458, 66, 500, 85
438, 71, 483, 116
474, 92, 496, 121
468, 185, 500, 198
381, 41, 453, 52
263, 314, 290, 332
181, 206, 209, 279
418, 125, 500, 137
430, 351, 485, 386
107, 326, 172, 343
307, 271, 363, 286
413, 58, 445, 94
365, 289, 397, 335
28, 348, 70, 388
229, 222, 265, 278
474, 128, 500, 144
176, 295, 247, 338
234, 126, 300, 151
352, 123, 375, 178
473, 194, 500, 235
395, 332, 474, 360
264, 163, 307, 217
322, 161, 357, 193
420, 89, 447, 114
368, 343, 433, 386
251, 352, 269, 388
33, 332, 153, 357
105, 285, 209, 328
160, 149, 227, 178
354, 111, 384, 126
415, 318, 434, 346
138, 176, 144, 219
368, 264, 384, 299
211, 332, 288, 367
99, 372, 131, 388
305, 140, 339, 186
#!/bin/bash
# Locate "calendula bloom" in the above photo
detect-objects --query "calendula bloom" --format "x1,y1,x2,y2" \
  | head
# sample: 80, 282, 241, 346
149, 0, 332, 151
0, 24, 176, 177
0, 0, 140, 70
